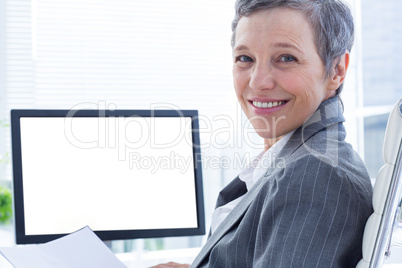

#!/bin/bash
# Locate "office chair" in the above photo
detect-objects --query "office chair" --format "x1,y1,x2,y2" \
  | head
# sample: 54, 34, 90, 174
356, 98, 402, 268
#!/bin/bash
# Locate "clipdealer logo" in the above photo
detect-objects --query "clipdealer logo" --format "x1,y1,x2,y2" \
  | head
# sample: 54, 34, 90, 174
62, 101, 289, 172
63, 101, 192, 161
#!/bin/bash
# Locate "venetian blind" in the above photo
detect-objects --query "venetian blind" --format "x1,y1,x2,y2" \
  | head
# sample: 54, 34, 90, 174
4, 0, 236, 114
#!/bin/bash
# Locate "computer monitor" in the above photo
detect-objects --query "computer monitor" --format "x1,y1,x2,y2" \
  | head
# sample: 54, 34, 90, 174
11, 109, 205, 244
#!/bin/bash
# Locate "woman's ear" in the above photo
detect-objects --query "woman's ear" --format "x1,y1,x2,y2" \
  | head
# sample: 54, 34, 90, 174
328, 51, 350, 91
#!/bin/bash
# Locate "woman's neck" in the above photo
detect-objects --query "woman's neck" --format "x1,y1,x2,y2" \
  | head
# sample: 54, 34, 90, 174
264, 136, 283, 151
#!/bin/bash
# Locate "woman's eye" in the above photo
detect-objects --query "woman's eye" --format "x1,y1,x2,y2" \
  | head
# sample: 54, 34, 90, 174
236, 55, 253, 63
279, 55, 296, 62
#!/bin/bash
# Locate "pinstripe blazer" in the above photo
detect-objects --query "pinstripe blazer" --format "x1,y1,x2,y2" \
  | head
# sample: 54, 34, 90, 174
191, 97, 373, 268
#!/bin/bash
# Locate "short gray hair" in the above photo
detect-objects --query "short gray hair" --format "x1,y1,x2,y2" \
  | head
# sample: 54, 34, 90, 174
231, 0, 354, 95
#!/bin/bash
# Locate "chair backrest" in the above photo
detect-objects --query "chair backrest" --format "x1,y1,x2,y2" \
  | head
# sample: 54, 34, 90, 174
356, 98, 402, 268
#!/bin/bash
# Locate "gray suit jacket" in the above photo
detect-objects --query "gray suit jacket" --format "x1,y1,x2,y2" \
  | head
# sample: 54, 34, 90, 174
191, 97, 373, 268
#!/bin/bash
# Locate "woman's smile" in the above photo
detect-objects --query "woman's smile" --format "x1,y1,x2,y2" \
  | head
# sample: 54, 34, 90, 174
248, 99, 289, 115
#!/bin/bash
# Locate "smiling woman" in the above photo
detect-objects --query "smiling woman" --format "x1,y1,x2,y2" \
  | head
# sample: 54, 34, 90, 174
232, 7, 347, 146
154, 0, 373, 267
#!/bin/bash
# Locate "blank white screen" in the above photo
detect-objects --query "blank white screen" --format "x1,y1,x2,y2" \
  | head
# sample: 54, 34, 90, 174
19, 116, 198, 235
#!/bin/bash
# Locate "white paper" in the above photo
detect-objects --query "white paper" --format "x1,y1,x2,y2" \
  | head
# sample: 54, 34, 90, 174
0, 226, 127, 268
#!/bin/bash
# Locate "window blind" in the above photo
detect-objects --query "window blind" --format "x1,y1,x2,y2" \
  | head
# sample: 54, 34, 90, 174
5, 0, 236, 114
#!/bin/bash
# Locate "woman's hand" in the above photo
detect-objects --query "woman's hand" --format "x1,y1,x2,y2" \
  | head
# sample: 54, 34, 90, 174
150, 262, 190, 268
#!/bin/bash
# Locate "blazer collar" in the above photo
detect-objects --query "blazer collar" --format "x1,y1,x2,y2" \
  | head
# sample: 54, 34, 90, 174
277, 96, 344, 161
190, 96, 345, 267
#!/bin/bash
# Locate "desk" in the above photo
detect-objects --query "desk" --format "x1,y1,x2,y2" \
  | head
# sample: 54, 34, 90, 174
1, 235, 402, 268
117, 247, 200, 268
0, 246, 200, 268
115, 248, 402, 268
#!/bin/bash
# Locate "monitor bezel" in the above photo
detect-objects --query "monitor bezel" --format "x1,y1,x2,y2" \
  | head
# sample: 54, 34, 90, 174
11, 109, 205, 244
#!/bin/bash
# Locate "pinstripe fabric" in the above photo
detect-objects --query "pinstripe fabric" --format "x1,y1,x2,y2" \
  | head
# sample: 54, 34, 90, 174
191, 97, 373, 268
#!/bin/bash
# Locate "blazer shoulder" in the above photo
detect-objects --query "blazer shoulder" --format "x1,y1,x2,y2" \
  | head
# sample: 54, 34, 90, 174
268, 151, 372, 212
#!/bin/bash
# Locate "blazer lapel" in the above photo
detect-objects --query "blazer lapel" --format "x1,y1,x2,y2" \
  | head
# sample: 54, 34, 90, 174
191, 166, 274, 267
214, 176, 247, 208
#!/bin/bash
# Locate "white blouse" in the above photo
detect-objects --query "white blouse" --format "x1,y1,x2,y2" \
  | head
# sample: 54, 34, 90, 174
210, 131, 295, 235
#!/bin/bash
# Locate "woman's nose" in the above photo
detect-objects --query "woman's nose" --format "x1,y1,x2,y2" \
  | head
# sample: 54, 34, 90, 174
249, 63, 275, 91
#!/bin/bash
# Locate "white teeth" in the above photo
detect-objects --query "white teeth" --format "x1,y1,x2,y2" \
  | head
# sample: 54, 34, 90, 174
252, 101, 285, 108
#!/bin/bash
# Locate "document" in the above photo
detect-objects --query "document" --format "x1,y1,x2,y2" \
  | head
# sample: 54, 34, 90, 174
0, 226, 127, 268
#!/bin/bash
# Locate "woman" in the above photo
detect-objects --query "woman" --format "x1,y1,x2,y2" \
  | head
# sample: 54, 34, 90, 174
154, 0, 373, 267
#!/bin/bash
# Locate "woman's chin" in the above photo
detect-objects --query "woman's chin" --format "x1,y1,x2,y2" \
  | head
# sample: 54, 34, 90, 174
254, 130, 280, 140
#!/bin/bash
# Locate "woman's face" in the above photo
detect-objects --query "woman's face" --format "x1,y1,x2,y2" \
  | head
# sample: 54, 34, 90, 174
233, 7, 336, 139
